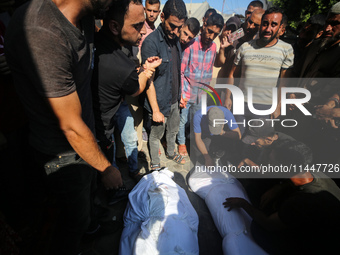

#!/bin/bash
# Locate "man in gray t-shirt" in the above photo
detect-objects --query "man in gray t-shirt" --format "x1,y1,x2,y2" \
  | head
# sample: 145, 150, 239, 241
225, 7, 294, 135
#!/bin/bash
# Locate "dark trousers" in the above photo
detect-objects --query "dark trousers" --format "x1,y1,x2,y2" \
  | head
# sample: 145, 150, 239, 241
34, 150, 97, 255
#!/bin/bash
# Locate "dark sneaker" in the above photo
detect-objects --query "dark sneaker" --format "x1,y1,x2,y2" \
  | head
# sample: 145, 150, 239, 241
138, 150, 147, 161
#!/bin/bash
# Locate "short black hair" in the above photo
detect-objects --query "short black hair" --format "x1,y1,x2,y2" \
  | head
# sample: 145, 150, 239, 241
104, 0, 143, 26
163, 0, 187, 20
248, 1, 264, 9
185, 17, 200, 36
205, 13, 224, 30
204, 8, 217, 19
262, 6, 287, 26
146, 0, 160, 5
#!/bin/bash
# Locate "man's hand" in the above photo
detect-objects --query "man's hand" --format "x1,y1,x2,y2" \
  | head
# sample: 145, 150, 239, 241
238, 158, 258, 168
141, 57, 162, 79
152, 111, 164, 123
180, 95, 188, 108
223, 197, 248, 211
316, 104, 334, 120
316, 105, 339, 129
144, 56, 162, 71
142, 67, 155, 79
204, 154, 214, 167
271, 105, 281, 119
220, 35, 231, 49
100, 165, 123, 190
224, 97, 232, 110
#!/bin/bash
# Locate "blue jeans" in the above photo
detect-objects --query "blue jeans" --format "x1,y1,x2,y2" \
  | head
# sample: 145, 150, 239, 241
113, 101, 138, 173
178, 103, 201, 145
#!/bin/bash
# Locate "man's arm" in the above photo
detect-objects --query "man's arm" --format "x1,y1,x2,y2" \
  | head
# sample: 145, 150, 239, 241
223, 197, 287, 231
180, 46, 191, 108
132, 56, 162, 97
141, 35, 165, 122
145, 80, 165, 123
195, 132, 213, 166
224, 64, 239, 109
221, 127, 241, 139
48, 91, 123, 189
214, 35, 232, 67
272, 68, 292, 118
316, 93, 340, 128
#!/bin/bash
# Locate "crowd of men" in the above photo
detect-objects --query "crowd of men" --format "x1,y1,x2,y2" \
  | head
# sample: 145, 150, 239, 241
1, 0, 340, 254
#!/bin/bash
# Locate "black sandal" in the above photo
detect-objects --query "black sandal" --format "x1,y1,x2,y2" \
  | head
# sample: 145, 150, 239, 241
165, 153, 186, 165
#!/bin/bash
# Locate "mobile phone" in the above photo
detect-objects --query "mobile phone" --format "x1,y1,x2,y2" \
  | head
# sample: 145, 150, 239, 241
228, 28, 244, 44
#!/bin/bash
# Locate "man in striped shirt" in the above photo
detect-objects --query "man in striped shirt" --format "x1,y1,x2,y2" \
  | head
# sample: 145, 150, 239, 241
226, 7, 294, 135
177, 13, 224, 156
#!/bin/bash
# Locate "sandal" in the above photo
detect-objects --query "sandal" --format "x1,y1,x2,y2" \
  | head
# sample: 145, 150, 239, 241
178, 144, 188, 157
165, 153, 186, 165
150, 163, 162, 172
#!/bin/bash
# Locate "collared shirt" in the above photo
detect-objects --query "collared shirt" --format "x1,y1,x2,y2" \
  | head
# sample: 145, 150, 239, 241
181, 35, 217, 103
139, 20, 155, 50
141, 25, 182, 116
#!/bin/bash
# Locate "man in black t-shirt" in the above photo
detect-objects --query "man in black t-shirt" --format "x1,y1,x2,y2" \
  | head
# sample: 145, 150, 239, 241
5, 0, 122, 253
91, 0, 161, 179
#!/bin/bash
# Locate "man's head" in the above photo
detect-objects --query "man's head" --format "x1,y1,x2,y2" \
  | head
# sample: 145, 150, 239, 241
145, 0, 161, 25
203, 8, 217, 25
161, 0, 187, 40
179, 17, 200, 45
258, 7, 286, 47
320, 2, 340, 49
242, 120, 277, 149
89, 0, 114, 18
208, 107, 225, 135
104, 0, 146, 46
201, 13, 224, 47
245, 0, 263, 20
298, 14, 326, 47
243, 8, 265, 40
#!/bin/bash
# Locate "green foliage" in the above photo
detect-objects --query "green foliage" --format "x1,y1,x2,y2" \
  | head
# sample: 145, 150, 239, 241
269, 0, 338, 28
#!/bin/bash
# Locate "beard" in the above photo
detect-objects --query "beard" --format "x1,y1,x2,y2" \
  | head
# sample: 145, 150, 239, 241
259, 29, 279, 45
119, 31, 140, 47
161, 23, 176, 40
320, 32, 340, 51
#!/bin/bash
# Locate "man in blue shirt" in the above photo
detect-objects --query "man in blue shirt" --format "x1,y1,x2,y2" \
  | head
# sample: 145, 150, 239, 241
193, 106, 241, 166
